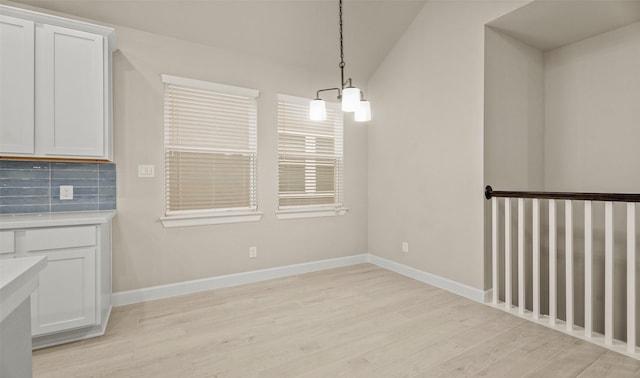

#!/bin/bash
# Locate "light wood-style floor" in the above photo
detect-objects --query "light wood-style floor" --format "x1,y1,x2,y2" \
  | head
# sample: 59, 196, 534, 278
33, 264, 640, 377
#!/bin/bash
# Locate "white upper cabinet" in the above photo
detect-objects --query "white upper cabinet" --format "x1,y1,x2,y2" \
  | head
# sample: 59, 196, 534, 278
0, 15, 35, 154
0, 5, 115, 161
36, 25, 105, 158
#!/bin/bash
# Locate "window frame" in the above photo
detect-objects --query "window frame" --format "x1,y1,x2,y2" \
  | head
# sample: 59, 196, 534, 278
160, 74, 261, 228
276, 94, 347, 220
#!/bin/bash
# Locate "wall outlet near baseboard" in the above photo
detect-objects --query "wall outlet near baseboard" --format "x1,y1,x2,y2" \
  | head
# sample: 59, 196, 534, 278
402, 242, 409, 253
249, 246, 257, 258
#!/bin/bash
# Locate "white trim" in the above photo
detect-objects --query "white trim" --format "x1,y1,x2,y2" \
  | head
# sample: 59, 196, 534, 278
160, 211, 262, 228
161, 74, 259, 98
111, 254, 489, 307
276, 207, 348, 220
111, 253, 490, 308
0, 5, 117, 51
112, 254, 368, 306
367, 254, 487, 303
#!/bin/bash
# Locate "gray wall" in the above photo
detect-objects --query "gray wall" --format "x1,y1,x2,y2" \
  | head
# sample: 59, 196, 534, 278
484, 28, 545, 193
367, 1, 527, 290
483, 27, 545, 298
544, 21, 640, 193
109, 26, 368, 292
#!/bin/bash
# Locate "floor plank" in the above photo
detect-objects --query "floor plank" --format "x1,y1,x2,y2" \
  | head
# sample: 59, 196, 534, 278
31, 264, 640, 377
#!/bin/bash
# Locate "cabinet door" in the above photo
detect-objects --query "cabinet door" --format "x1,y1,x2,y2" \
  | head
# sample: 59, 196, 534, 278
29, 247, 97, 336
36, 24, 104, 158
0, 16, 35, 154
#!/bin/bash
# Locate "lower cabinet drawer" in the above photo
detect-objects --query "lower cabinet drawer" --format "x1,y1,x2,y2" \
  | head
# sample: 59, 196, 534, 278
25, 226, 96, 251
0, 231, 15, 254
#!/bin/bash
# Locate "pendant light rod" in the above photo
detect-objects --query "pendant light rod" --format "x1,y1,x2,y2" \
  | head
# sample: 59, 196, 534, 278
338, 0, 352, 90
315, 87, 341, 100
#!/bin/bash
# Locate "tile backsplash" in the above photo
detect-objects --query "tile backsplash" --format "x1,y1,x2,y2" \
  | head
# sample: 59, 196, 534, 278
0, 160, 116, 214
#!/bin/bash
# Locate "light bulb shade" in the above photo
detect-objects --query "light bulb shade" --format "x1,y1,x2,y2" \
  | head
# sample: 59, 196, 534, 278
354, 100, 371, 122
341, 87, 360, 112
309, 99, 327, 121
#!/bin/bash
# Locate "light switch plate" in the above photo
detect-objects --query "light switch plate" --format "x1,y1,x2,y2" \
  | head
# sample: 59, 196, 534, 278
60, 185, 74, 200
138, 164, 155, 178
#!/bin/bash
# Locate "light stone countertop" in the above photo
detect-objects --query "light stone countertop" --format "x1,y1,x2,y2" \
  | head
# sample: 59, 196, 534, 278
0, 210, 116, 230
0, 256, 47, 322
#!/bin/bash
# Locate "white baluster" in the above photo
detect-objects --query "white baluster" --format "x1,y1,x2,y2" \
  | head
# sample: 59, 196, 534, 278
566, 200, 573, 331
584, 201, 593, 338
492, 197, 498, 305
505, 198, 511, 310
627, 203, 636, 353
605, 201, 613, 345
533, 198, 540, 320
518, 198, 525, 315
549, 199, 557, 325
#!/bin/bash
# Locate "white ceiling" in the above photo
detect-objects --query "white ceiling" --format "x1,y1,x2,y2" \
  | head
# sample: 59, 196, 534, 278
488, 0, 640, 51
12, 0, 427, 82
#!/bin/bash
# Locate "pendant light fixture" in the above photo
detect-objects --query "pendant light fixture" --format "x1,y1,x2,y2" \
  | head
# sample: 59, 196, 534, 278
309, 0, 371, 122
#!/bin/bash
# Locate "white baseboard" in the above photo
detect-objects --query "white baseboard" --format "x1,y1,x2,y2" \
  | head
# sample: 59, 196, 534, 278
112, 254, 369, 306
113, 253, 489, 307
484, 288, 493, 303
367, 254, 487, 303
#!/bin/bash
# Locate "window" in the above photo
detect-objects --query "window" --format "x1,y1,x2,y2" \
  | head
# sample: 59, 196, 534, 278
160, 75, 260, 227
277, 94, 346, 219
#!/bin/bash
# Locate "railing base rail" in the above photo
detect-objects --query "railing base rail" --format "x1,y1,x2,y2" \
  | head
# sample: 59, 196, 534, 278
487, 302, 638, 359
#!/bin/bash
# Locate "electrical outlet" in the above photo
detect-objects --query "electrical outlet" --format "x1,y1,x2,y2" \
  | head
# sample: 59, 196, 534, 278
402, 242, 409, 253
138, 164, 155, 178
249, 246, 257, 258
60, 185, 74, 200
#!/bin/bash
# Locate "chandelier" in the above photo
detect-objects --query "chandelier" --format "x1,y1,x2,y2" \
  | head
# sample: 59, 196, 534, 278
309, 0, 371, 122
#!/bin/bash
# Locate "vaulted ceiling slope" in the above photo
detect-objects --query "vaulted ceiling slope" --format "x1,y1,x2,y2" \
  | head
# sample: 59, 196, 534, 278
12, 0, 427, 82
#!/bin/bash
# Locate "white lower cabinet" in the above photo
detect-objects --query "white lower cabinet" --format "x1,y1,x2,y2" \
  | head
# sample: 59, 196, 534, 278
24, 225, 100, 337
7, 214, 114, 349
29, 246, 96, 336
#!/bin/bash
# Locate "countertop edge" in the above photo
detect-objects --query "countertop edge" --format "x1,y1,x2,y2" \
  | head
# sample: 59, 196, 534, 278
0, 210, 116, 230
0, 256, 48, 322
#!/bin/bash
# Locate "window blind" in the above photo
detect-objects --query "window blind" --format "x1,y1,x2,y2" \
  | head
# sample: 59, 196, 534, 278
163, 75, 258, 215
277, 94, 343, 209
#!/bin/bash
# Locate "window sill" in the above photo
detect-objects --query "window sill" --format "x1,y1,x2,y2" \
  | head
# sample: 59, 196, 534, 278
276, 208, 348, 220
160, 211, 262, 228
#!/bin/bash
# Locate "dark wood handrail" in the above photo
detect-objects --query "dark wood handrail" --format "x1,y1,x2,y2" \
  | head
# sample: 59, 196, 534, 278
485, 186, 640, 203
